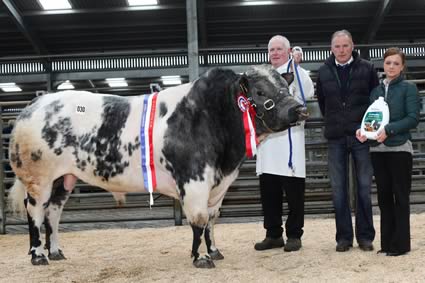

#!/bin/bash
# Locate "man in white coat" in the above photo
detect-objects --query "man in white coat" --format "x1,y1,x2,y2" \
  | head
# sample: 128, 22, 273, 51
254, 35, 314, 252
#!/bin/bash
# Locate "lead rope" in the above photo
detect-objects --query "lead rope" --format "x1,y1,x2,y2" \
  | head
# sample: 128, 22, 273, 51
286, 58, 306, 175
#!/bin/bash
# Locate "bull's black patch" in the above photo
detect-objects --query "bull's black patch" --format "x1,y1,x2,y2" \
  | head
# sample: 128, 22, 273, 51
26, 193, 37, 207
10, 143, 23, 168
204, 226, 212, 253
42, 127, 58, 149
28, 215, 42, 251
45, 100, 65, 120
124, 137, 140, 157
48, 177, 70, 208
79, 132, 97, 154
90, 96, 131, 181
30, 149, 43, 162
162, 68, 245, 190
44, 217, 53, 251
79, 160, 87, 170
40, 100, 67, 150
36, 95, 132, 181
159, 102, 168, 117
42, 117, 77, 155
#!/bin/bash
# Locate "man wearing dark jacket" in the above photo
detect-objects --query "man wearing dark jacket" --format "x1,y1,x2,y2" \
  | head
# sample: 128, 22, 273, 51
316, 30, 379, 252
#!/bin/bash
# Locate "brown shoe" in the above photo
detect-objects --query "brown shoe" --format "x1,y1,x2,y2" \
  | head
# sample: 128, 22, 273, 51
254, 237, 285, 251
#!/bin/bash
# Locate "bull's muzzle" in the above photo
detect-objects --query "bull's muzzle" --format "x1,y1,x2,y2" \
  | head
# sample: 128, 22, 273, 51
289, 105, 309, 124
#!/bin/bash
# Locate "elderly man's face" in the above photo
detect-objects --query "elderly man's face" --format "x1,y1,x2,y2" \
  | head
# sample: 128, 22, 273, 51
268, 40, 290, 68
331, 35, 353, 64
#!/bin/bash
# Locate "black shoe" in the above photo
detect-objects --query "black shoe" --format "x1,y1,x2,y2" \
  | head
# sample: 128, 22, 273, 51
358, 241, 374, 251
386, 251, 407, 257
254, 237, 285, 251
284, 238, 302, 252
336, 241, 352, 252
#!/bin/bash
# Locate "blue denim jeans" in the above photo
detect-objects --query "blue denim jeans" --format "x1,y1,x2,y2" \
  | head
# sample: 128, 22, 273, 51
328, 136, 375, 244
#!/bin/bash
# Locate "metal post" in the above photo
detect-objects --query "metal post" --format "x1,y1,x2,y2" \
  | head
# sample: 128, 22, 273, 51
171, 0, 198, 226
174, 199, 183, 226
186, 0, 199, 82
0, 107, 6, 234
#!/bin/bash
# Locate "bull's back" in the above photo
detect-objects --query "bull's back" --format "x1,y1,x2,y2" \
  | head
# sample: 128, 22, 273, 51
10, 91, 144, 189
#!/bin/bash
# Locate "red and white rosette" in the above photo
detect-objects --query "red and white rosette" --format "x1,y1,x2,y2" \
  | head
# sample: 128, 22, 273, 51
237, 93, 258, 158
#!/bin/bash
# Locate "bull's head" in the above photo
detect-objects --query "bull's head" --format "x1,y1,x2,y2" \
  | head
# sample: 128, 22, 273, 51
241, 65, 308, 138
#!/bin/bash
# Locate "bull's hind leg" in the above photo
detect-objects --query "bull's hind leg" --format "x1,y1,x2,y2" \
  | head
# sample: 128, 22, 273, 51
44, 176, 75, 261
25, 184, 53, 265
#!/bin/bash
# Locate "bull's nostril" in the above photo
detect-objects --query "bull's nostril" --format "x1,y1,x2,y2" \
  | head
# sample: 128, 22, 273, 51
296, 106, 309, 116
289, 106, 309, 123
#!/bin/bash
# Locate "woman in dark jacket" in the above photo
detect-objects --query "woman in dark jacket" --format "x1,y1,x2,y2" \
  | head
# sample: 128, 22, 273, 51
357, 47, 420, 256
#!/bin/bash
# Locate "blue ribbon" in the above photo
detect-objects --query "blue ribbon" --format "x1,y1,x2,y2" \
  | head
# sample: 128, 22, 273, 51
286, 59, 306, 172
140, 95, 150, 190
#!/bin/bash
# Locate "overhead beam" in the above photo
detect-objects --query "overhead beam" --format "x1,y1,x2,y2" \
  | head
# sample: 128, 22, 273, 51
1, 0, 47, 54
362, 0, 393, 43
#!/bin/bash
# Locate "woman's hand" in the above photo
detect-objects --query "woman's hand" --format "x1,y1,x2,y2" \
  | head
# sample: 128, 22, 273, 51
356, 129, 367, 143
376, 129, 388, 143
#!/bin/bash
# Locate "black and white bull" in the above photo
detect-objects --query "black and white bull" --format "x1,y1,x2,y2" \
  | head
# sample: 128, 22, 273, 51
8, 65, 308, 268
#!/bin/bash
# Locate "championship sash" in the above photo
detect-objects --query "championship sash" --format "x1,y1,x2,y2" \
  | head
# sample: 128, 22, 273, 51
140, 93, 158, 206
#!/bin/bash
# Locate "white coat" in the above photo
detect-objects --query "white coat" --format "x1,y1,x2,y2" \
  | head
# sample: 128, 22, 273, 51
256, 61, 314, 178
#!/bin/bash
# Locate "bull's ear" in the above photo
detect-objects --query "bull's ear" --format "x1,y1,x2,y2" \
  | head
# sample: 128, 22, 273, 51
239, 75, 249, 95
281, 72, 294, 85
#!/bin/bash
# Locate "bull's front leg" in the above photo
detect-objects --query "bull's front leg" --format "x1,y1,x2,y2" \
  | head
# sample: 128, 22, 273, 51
205, 211, 224, 260
190, 225, 214, 268
181, 183, 215, 268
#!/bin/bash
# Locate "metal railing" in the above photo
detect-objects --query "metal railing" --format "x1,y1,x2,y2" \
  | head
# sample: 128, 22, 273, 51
1, 43, 425, 77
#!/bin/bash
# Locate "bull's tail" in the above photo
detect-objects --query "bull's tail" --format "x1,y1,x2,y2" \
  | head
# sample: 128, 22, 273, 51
7, 178, 27, 218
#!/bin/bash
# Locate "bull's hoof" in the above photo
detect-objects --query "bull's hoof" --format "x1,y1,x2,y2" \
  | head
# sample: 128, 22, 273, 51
49, 249, 66, 261
193, 256, 215, 268
209, 249, 224, 260
31, 254, 49, 265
